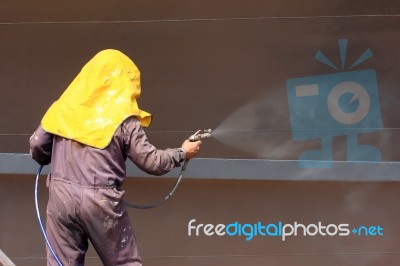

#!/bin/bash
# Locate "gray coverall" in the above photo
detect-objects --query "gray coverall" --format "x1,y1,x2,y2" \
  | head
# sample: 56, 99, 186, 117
30, 116, 185, 266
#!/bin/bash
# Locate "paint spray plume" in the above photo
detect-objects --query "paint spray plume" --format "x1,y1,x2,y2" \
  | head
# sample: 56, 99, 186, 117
212, 91, 305, 160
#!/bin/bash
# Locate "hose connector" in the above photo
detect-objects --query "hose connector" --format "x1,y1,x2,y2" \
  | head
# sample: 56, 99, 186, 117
189, 129, 213, 142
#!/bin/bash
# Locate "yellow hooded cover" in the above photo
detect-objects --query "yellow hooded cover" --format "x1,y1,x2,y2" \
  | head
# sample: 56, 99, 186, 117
41, 49, 152, 149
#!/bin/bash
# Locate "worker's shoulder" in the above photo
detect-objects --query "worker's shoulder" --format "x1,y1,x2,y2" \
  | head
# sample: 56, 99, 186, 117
121, 116, 141, 131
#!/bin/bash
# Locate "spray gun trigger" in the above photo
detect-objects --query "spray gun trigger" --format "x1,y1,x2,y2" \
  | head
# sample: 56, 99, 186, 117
193, 130, 201, 137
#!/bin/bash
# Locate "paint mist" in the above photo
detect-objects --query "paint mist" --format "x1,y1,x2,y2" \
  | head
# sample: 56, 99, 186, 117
211, 90, 305, 160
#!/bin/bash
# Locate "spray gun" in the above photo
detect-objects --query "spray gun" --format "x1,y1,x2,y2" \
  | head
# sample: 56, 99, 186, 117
182, 129, 212, 171
189, 129, 213, 142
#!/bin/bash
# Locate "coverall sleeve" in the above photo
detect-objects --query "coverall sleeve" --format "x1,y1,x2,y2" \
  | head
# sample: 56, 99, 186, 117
29, 125, 53, 165
125, 119, 186, 176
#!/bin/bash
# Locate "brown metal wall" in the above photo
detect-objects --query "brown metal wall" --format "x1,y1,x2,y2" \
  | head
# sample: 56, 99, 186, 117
1, 175, 400, 265
1, 1, 400, 265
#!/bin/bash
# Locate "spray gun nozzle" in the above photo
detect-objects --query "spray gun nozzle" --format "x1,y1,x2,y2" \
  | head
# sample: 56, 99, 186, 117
189, 129, 213, 142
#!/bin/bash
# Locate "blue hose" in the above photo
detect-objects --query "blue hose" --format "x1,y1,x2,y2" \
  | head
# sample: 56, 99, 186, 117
34, 165, 63, 266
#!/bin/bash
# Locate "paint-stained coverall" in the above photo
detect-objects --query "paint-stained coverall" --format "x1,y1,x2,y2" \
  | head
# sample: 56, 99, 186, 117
29, 50, 200, 266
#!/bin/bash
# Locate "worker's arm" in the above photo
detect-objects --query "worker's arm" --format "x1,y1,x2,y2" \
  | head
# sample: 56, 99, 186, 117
124, 117, 200, 176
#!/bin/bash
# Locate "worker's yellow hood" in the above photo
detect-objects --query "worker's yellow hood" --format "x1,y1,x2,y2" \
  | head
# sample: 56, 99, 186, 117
41, 49, 152, 149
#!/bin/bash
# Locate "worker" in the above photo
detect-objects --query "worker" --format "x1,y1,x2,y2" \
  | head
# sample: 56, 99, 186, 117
30, 49, 201, 266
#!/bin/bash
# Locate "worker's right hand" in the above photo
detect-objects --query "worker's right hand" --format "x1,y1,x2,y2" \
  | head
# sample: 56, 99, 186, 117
181, 139, 202, 160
